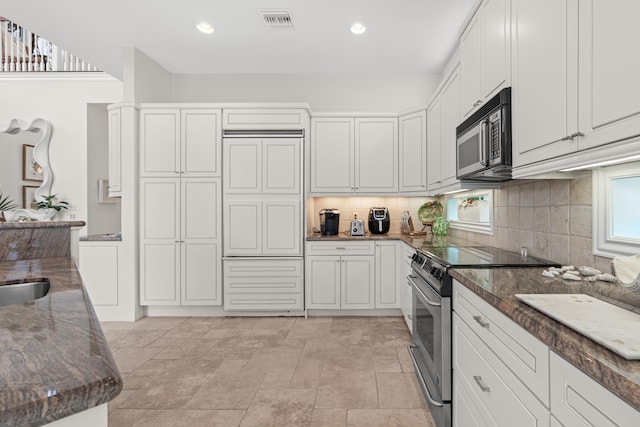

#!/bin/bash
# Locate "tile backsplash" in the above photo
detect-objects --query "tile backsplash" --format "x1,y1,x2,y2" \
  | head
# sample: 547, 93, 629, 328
447, 173, 613, 273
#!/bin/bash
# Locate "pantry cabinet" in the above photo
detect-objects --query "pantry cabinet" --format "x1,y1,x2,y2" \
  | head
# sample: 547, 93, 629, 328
399, 110, 427, 193
310, 117, 398, 194
139, 177, 221, 305
305, 241, 375, 309
460, 0, 510, 119
427, 65, 461, 193
139, 108, 221, 178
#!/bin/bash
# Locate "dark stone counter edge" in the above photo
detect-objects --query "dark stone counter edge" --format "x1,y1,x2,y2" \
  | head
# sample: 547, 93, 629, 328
0, 221, 86, 229
79, 234, 122, 242
450, 270, 640, 412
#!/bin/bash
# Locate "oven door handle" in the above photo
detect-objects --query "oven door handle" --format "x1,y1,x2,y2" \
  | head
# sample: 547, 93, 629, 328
407, 344, 444, 408
407, 275, 441, 307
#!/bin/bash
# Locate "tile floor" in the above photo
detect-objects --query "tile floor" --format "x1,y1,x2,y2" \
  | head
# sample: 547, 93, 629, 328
103, 316, 436, 427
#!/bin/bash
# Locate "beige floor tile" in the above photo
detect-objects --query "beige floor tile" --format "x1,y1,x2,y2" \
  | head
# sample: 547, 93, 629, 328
222, 317, 296, 330
289, 357, 324, 389
163, 322, 223, 339
316, 358, 378, 409
151, 338, 221, 359
109, 409, 245, 427
107, 329, 168, 349
245, 346, 303, 372
377, 373, 427, 409
301, 333, 351, 359
396, 346, 415, 373
186, 369, 265, 410
373, 358, 403, 373
101, 321, 138, 330
310, 408, 347, 427
239, 389, 316, 427
350, 345, 400, 360
346, 409, 434, 427
286, 318, 333, 341
132, 317, 188, 330
215, 328, 290, 348
112, 347, 164, 374
330, 317, 370, 331
121, 359, 177, 390
260, 370, 294, 389
108, 389, 136, 413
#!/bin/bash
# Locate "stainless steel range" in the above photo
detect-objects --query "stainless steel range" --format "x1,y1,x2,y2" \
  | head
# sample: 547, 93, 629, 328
407, 245, 559, 427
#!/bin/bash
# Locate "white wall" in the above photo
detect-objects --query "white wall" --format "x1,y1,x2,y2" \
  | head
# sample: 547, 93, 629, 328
86, 103, 121, 235
0, 77, 123, 230
123, 48, 173, 103
171, 73, 441, 112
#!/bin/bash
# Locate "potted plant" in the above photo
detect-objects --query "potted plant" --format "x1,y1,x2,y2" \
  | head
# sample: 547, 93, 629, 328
0, 193, 19, 222
35, 194, 68, 220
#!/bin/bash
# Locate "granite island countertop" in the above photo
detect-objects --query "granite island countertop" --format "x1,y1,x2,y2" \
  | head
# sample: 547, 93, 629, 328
450, 267, 640, 412
0, 257, 122, 426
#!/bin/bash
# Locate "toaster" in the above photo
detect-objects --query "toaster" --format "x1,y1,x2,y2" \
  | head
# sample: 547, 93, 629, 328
350, 215, 365, 236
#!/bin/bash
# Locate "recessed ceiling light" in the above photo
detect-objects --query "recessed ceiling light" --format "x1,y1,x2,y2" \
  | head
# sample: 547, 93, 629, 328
197, 22, 214, 34
350, 22, 366, 35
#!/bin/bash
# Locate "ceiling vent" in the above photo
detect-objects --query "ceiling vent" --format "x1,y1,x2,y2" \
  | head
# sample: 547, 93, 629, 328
259, 9, 294, 28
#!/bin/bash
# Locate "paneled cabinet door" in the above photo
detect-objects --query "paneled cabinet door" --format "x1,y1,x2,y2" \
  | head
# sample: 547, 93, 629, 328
223, 138, 262, 193
262, 200, 301, 256
511, 0, 579, 167
341, 256, 375, 309
79, 244, 119, 306
427, 96, 443, 189
399, 111, 427, 193
223, 200, 262, 256
460, 13, 481, 118
139, 109, 181, 177
181, 109, 221, 177
139, 178, 180, 305
355, 118, 398, 193
181, 178, 221, 305
305, 255, 341, 309
310, 118, 354, 193
375, 242, 399, 309
263, 139, 301, 194
440, 67, 461, 187
578, 0, 640, 151
107, 108, 122, 196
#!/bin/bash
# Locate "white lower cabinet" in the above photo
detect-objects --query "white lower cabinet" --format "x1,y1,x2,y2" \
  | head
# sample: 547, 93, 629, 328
139, 177, 221, 306
375, 241, 400, 309
305, 241, 375, 309
400, 242, 414, 332
550, 351, 640, 427
223, 259, 303, 311
78, 243, 119, 306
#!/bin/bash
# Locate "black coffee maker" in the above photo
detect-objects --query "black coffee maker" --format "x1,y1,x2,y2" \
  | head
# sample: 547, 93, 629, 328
368, 207, 390, 234
319, 209, 340, 235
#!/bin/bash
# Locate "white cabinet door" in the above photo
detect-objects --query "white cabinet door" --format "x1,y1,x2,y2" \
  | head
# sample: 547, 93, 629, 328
341, 256, 375, 309
578, 0, 640, 151
550, 352, 640, 427
461, 14, 481, 118
107, 108, 122, 196
263, 139, 301, 194
427, 96, 443, 190
310, 118, 354, 193
262, 200, 301, 256
306, 255, 341, 309
440, 67, 461, 187
511, 0, 579, 167
375, 241, 399, 309
181, 109, 221, 177
139, 178, 180, 305
139, 109, 181, 177
399, 111, 427, 193
355, 118, 398, 193
78, 244, 119, 306
223, 138, 262, 194
181, 178, 221, 305
224, 200, 261, 256
480, 0, 510, 102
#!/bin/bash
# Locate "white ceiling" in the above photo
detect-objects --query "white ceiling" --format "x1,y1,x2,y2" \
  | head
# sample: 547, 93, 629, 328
1, 0, 475, 79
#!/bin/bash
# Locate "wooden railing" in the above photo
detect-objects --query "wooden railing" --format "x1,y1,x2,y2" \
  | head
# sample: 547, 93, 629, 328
1, 17, 100, 72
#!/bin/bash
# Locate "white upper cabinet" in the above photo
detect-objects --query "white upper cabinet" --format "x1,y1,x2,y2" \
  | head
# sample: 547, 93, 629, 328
310, 116, 398, 194
460, 0, 510, 118
399, 111, 427, 193
511, 0, 579, 168
427, 65, 461, 193
139, 108, 221, 177
577, 0, 640, 151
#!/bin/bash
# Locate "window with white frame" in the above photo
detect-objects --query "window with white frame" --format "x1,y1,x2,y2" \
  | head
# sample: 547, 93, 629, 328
593, 161, 640, 257
445, 190, 493, 234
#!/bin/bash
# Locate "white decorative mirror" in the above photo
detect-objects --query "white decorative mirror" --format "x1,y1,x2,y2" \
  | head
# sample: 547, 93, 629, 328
0, 118, 54, 220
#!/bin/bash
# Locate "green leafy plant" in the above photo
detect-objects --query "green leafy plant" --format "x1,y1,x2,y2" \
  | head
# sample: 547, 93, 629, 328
36, 194, 69, 212
0, 193, 18, 211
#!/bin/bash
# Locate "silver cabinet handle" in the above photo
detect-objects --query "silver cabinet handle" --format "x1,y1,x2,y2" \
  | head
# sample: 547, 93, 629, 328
473, 315, 490, 328
561, 131, 584, 141
336, 246, 346, 250
408, 345, 443, 407
473, 376, 491, 392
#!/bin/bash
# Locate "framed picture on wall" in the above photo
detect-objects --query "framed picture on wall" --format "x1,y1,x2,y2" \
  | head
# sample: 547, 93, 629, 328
23, 144, 44, 181
23, 185, 38, 209
98, 178, 118, 204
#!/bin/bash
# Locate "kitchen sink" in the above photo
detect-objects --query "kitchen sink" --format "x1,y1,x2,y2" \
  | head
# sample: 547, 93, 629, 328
0, 279, 51, 307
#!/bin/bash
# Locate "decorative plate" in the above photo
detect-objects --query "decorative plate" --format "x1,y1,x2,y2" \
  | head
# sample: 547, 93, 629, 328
418, 201, 443, 224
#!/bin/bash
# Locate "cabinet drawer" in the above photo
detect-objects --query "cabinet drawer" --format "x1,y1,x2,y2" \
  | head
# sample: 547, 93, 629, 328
222, 109, 308, 130
453, 314, 550, 426
224, 293, 303, 311
224, 259, 302, 277
453, 280, 550, 405
306, 241, 375, 256
550, 352, 640, 427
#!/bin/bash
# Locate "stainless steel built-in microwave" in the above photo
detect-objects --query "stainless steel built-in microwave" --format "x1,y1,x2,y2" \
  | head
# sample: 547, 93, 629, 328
456, 87, 512, 181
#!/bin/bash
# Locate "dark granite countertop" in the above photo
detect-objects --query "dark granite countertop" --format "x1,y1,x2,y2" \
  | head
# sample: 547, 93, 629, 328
306, 232, 474, 249
79, 233, 122, 242
450, 267, 640, 412
0, 221, 86, 229
0, 257, 122, 426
